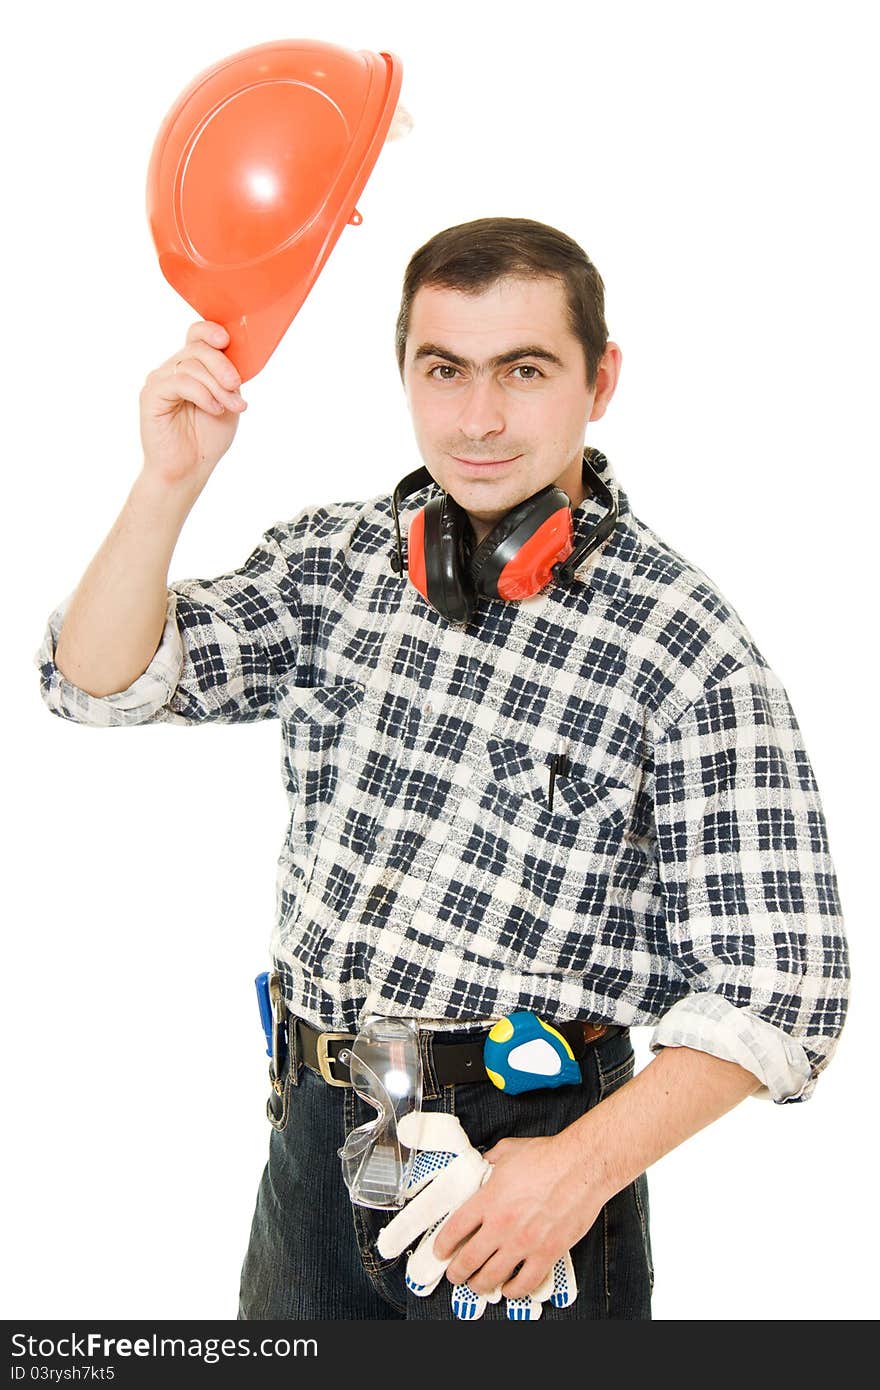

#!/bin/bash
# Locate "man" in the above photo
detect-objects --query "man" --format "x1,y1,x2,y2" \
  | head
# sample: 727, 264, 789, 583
35, 217, 849, 1320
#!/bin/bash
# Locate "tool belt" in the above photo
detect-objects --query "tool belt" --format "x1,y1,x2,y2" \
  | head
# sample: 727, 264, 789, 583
294, 1014, 624, 1088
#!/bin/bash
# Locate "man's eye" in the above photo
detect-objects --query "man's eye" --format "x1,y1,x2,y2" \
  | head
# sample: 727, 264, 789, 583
427, 364, 544, 381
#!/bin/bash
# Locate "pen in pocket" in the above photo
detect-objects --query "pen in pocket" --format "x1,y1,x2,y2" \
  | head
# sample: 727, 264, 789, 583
547, 750, 570, 809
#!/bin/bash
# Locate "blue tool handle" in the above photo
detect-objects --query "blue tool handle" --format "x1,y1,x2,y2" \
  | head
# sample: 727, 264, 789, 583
255, 971, 273, 1057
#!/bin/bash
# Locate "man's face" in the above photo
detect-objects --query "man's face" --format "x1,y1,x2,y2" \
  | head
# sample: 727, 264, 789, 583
402, 275, 620, 542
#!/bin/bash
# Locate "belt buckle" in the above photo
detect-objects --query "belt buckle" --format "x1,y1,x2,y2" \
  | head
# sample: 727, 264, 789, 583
316, 1031, 354, 1087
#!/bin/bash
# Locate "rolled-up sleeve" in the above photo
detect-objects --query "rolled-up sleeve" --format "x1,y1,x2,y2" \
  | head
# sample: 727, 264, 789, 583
34, 521, 302, 728
649, 661, 849, 1103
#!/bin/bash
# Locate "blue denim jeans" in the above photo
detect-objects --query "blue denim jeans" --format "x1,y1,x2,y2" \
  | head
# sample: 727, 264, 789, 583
238, 1023, 653, 1320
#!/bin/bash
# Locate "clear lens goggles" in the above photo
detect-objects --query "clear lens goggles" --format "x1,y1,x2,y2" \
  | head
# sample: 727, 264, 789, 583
337, 1016, 422, 1209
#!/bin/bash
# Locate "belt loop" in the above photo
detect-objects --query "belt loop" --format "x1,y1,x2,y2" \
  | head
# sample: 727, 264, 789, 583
419, 1029, 440, 1101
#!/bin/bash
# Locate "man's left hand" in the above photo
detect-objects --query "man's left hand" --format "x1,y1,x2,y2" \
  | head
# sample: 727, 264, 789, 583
433, 1132, 605, 1300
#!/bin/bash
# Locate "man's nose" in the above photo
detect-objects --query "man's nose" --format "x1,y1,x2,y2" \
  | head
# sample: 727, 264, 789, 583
455, 376, 507, 440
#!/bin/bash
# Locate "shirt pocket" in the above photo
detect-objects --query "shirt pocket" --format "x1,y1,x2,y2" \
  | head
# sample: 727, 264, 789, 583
486, 737, 634, 827
444, 736, 635, 976
276, 679, 366, 908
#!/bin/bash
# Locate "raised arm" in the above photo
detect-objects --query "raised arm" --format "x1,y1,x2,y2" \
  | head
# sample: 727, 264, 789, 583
54, 320, 247, 697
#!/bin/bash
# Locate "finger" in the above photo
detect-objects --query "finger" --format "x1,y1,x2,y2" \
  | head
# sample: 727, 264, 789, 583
461, 1248, 525, 1295
168, 359, 246, 414
432, 1193, 485, 1262
500, 1257, 553, 1302
177, 323, 243, 403
481, 1137, 514, 1161
155, 371, 228, 417
186, 320, 229, 348
530, 1265, 556, 1302
446, 1232, 503, 1289
175, 342, 242, 394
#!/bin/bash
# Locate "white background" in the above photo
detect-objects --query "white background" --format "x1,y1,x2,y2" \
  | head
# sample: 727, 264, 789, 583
3, 0, 876, 1321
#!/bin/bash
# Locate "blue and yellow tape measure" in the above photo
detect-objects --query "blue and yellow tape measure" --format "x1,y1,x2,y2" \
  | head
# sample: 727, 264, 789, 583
483, 1011, 582, 1094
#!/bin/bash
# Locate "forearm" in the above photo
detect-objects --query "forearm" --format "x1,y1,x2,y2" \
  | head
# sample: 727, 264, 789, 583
54, 469, 202, 697
558, 1044, 763, 1199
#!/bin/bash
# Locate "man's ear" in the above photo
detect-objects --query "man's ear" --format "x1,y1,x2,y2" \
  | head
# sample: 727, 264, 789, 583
589, 342, 622, 423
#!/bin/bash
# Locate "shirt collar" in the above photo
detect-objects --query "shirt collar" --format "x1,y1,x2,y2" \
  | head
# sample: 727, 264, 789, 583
568, 446, 637, 603
576, 444, 630, 522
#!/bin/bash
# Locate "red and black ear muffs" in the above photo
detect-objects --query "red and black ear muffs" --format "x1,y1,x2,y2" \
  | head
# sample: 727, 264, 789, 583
389, 448, 618, 625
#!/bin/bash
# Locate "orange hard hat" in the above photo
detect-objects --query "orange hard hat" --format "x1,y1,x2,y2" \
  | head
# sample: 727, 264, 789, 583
146, 38, 403, 382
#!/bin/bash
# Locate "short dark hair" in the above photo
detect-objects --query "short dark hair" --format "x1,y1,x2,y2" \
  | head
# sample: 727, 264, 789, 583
395, 217, 609, 391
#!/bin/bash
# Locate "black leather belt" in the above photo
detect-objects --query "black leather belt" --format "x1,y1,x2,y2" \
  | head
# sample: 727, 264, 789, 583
294, 1015, 624, 1088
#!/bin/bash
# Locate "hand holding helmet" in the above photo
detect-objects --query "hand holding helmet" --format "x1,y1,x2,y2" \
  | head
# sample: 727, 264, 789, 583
139, 38, 408, 494
139, 320, 248, 492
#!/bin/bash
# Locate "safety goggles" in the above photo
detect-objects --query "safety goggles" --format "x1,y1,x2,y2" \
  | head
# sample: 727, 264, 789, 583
337, 1015, 422, 1209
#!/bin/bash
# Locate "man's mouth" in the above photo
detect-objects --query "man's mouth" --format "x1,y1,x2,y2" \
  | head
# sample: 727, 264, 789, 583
452, 455, 521, 468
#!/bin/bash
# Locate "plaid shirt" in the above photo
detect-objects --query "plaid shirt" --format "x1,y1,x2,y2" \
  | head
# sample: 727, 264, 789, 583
35, 448, 848, 1103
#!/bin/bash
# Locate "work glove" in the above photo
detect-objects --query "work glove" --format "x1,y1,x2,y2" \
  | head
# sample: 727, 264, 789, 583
376, 1111, 578, 1320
